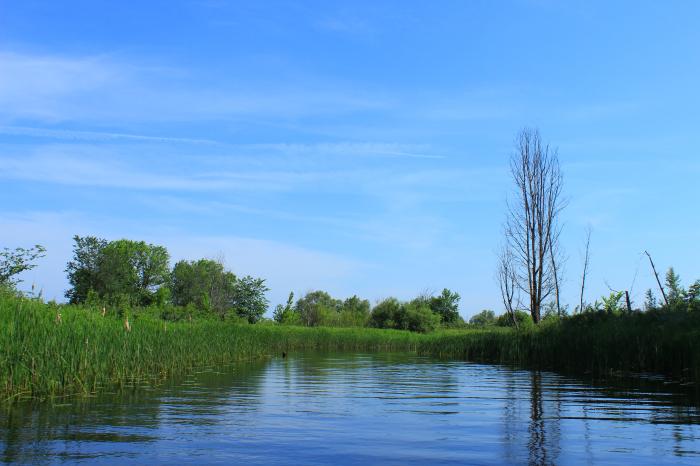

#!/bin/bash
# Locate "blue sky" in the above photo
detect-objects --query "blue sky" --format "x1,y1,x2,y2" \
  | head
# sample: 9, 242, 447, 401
1, 1, 698, 317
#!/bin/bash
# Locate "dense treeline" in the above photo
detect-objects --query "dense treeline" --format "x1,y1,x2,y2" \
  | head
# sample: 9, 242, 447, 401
59, 235, 464, 332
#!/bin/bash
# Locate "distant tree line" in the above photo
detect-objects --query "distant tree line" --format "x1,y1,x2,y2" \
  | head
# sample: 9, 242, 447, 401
65, 235, 269, 323
273, 288, 462, 332
61, 235, 464, 332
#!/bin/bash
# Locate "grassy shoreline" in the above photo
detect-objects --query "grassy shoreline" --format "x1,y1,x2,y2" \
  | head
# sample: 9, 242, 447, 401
3, 292, 700, 401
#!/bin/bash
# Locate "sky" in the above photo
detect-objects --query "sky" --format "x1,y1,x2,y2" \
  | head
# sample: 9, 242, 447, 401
1, 1, 699, 318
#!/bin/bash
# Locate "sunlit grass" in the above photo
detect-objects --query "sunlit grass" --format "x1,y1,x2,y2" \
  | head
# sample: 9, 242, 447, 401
3, 290, 700, 401
0, 292, 422, 400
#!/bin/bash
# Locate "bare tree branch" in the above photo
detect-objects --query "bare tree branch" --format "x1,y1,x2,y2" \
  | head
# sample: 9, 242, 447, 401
579, 225, 592, 313
503, 128, 564, 324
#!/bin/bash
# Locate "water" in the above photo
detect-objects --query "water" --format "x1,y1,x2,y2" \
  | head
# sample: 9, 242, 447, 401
2, 352, 700, 465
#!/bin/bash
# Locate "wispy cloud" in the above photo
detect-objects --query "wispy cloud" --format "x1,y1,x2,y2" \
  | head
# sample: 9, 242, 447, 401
0, 50, 392, 125
0, 125, 219, 145
0, 149, 300, 191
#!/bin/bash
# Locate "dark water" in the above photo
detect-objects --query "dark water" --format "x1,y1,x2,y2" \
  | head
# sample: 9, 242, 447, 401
2, 353, 700, 465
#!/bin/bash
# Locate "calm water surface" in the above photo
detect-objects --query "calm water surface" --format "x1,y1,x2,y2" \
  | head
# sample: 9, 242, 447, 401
2, 352, 700, 465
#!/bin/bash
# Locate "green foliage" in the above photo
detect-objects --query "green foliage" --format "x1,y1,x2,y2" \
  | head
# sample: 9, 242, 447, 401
65, 236, 107, 303
469, 309, 496, 326
644, 289, 658, 311
0, 291, 422, 399
429, 288, 461, 324
688, 281, 700, 302
65, 236, 170, 307
368, 297, 401, 329
0, 244, 46, 286
97, 239, 170, 307
369, 297, 440, 333
275, 292, 369, 328
496, 310, 533, 327
273, 291, 297, 323
170, 259, 237, 318
295, 290, 342, 327
665, 267, 685, 303
598, 291, 625, 314
337, 295, 371, 327
230, 276, 269, 323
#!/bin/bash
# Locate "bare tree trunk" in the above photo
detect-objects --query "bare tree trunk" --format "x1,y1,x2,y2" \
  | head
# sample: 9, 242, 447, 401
548, 229, 562, 316
505, 129, 564, 324
498, 246, 519, 329
644, 250, 668, 306
625, 290, 632, 313
579, 226, 592, 313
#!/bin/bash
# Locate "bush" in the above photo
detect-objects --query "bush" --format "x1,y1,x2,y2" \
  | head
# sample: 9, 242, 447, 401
469, 310, 496, 327
369, 297, 440, 333
496, 310, 533, 328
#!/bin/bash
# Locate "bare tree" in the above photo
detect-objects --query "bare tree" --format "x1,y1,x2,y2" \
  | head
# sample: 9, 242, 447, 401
644, 250, 669, 306
504, 128, 565, 324
548, 223, 565, 316
579, 226, 592, 313
497, 246, 520, 328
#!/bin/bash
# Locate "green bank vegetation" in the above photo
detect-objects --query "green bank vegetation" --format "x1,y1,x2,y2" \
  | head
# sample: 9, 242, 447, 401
2, 128, 699, 400
3, 286, 700, 401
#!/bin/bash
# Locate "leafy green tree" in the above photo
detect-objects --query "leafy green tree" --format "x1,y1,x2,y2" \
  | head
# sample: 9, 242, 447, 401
273, 291, 299, 323
66, 236, 170, 306
688, 281, 700, 302
295, 290, 342, 326
404, 301, 441, 332
369, 297, 440, 333
496, 310, 533, 327
0, 244, 46, 286
665, 267, 685, 303
338, 295, 371, 327
230, 276, 269, 323
644, 289, 658, 311
170, 259, 236, 317
368, 297, 402, 329
65, 235, 107, 303
97, 239, 170, 306
469, 309, 496, 326
429, 288, 461, 324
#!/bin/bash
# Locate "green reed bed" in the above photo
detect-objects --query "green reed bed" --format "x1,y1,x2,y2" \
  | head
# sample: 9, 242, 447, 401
0, 293, 422, 400
418, 311, 700, 381
4, 291, 700, 401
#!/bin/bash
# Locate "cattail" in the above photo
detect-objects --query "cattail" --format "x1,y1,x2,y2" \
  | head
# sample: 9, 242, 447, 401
55, 312, 62, 325
124, 316, 131, 332
101, 307, 106, 317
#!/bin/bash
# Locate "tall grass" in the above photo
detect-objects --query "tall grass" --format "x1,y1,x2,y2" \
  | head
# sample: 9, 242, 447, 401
418, 311, 700, 381
0, 292, 421, 400
3, 290, 700, 401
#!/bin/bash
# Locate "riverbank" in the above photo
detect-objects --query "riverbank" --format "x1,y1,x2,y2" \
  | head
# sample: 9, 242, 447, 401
3, 292, 700, 400
418, 311, 700, 382
0, 292, 423, 400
